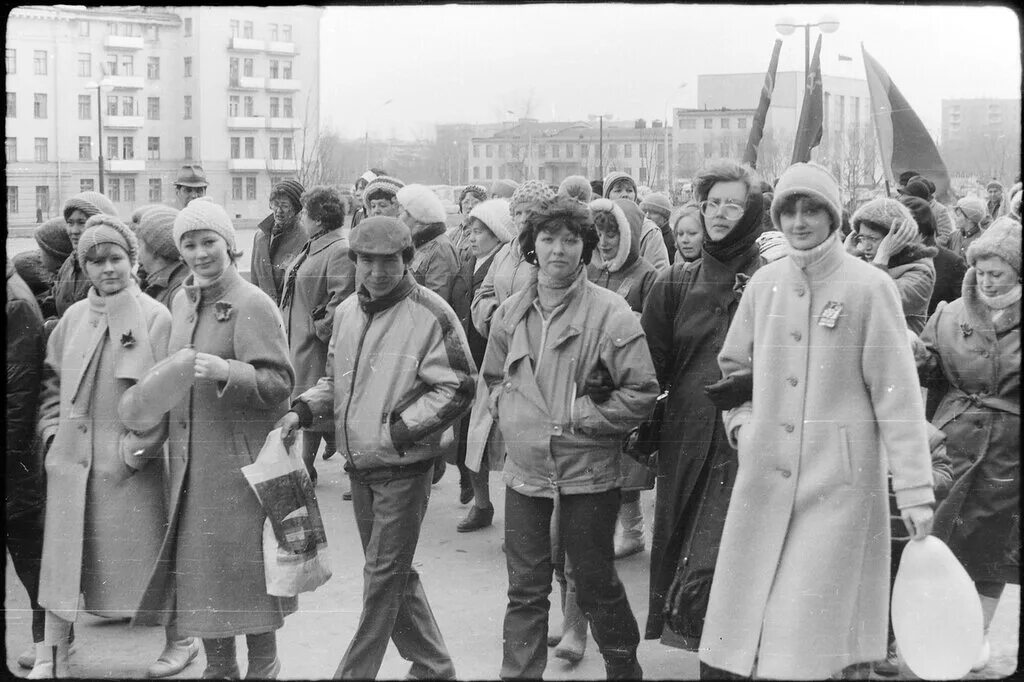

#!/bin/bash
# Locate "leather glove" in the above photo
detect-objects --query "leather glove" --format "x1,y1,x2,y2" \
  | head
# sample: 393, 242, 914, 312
584, 361, 615, 404
703, 372, 754, 410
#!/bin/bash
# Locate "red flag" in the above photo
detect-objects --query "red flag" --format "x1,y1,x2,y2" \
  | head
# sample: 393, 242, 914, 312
742, 39, 783, 168
791, 34, 823, 164
862, 45, 952, 201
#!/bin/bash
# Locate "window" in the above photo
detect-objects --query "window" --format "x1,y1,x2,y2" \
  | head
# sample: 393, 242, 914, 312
269, 60, 279, 78
703, 142, 712, 157
5, 137, 16, 162
680, 118, 696, 129
243, 21, 253, 39
485, 167, 493, 180
79, 20, 90, 36
244, 137, 254, 158
7, 187, 18, 214
473, 145, 479, 158
183, 57, 192, 77
719, 141, 729, 157
120, 54, 134, 76
81, 178, 95, 192
245, 176, 257, 200
147, 25, 159, 42
33, 94, 47, 119
230, 137, 240, 158
581, 143, 589, 157
122, 137, 134, 160
269, 23, 278, 41
243, 58, 253, 77
107, 136, 119, 159
538, 167, 546, 182
107, 95, 118, 116
228, 95, 239, 117
108, 178, 120, 202
552, 144, 559, 158
183, 95, 192, 119
147, 97, 159, 120
484, 144, 493, 158
229, 57, 239, 85
269, 138, 279, 159
230, 20, 239, 38
5, 48, 14, 74
184, 136, 193, 160
282, 61, 292, 79
6, 92, 15, 117
282, 97, 293, 117
624, 143, 632, 157
609, 144, 618, 158
244, 96, 254, 117
269, 97, 279, 117
149, 178, 161, 201
36, 186, 50, 213
105, 53, 118, 76
232, 177, 243, 200
78, 94, 91, 120
283, 137, 293, 159
147, 136, 160, 160
123, 178, 135, 203
282, 24, 292, 41
183, 18, 192, 36
34, 137, 48, 162
639, 168, 648, 183
79, 136, 91, 160
720, 118, 730, 129
472, 167, 480, 179
567, 145, 573, 159
737, 117, 747, 129
78, 53, 91, 77
34, 50, 47, 75
538, 144, 546, 158
121, 96, 135, 116
704, 118, 713, 129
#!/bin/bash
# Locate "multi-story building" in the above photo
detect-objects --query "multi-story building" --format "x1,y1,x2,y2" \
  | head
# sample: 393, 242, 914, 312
940, 98, 1021, 185
5, 5, 322, 228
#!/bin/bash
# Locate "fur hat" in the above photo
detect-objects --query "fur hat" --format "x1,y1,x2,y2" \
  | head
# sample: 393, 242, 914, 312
602, 171, 637, 199
363, 175, 405, 210
510, 179, 555, 214
459, 184, 489, 208
898, 170, 921, 187
558, 175, 593, 204
13, 250, 52, 295
640, 192, 672, 220
77, 214, 139, 268
967, 217, 1021, 274
851, 198, 914, 236
349, 215, 412, 256
173, 197, 237, 252
468, 199, 514, 244
35, 217, 74, 262
63, 191, 118, 222
136, 206, 182, 261
756, 230, 790, 263
902, 178, 931, 200
490, 179, 519, 199
956, 196, 988, 226
589, 198, 634, 273
396, 184, 447, 225
270, 179, 306, 212
771, 162, 843, 233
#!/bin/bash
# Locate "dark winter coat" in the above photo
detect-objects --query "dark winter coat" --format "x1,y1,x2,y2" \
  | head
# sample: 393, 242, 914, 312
928, 246, 968, 315
142, 260, 190, 310
52, 255, 92, 317
411, 226, 460, 304
250, 214, 309, 305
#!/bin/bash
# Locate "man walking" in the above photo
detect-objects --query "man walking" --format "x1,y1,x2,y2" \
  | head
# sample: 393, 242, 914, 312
277, 216, 475, 680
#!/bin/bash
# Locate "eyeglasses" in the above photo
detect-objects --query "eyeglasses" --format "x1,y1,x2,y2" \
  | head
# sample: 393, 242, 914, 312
269, 201, 294, 211
856, 233, 883, 247
699, 199, 745, 220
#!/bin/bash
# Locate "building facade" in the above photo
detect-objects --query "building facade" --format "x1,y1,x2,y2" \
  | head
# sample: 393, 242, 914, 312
5, 4, 322, 227
940, 98, 1021, 186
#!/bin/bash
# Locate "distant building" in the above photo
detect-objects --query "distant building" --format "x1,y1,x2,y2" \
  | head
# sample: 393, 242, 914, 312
940, 98, 1021, 185
5, 4, 323, 227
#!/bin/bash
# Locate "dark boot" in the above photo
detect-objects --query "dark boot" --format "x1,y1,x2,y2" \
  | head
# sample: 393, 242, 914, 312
605, 655, 642, 680
245, 632, 280, 679
201, 638, 240, 679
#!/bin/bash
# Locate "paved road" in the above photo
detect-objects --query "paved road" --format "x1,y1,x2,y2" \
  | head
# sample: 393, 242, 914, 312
4, 456, 1019, 679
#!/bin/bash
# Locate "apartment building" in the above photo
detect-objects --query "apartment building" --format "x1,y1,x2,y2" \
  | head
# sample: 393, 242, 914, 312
940, 98, 1021, 183
5, 5, 322, 227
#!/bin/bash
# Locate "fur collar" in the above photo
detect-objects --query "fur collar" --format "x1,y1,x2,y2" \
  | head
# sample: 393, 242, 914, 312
961, 268, 1022, 334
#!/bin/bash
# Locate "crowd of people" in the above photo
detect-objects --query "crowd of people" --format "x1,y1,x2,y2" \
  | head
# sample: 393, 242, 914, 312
5, 157, 1020, 680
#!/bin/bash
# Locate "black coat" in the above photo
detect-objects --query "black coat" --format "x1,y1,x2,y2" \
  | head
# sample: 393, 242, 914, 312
928, 246, 967, 316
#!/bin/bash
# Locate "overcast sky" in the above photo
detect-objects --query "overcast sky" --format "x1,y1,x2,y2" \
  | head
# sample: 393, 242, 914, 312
320, 3, 1020, 141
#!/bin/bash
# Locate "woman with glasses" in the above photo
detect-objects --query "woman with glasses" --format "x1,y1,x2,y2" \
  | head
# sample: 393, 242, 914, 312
251, 180, 309, 305
846, 198, 938, 334
640, 161, 765, 652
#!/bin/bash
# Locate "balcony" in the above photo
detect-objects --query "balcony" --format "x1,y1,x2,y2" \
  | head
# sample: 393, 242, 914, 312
230, 75, 264, 90
266, 158, 298, 172
104, 115, 145, 129
227, 116, 266, 129
107, 75, 145, 89
227, 158, 266, 171
229, 36, 265, 51
266, 117, 302, 130
265, 41, 297, 55
265, 78, 300, 91
107, 159, 145, 172
104, 35, 144, 50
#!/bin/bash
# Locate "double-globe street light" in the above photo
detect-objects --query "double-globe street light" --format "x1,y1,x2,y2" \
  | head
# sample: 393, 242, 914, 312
774, 17, 840, 78
85, 78, 114, 193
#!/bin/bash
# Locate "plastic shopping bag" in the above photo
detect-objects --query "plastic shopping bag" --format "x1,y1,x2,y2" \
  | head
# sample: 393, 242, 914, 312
241, 428, 332, 597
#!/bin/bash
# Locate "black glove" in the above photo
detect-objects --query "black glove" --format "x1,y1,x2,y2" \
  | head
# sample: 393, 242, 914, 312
703, 372, 754, 410
584, 361, 615, 404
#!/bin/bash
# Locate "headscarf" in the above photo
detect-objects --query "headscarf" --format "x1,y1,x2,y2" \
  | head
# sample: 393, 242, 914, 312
700, 183, 763, 263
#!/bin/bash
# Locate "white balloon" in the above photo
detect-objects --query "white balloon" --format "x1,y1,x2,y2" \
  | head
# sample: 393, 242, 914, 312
892, 536, 983, 680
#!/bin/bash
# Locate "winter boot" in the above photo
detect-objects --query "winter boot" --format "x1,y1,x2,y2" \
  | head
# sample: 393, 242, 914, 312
971, 594, 1001, 672
605, 655, 642, 680
245, 632, 280, 679
201, 637, 240, 679
613, 499, 645, 559
553, 582, 588, 664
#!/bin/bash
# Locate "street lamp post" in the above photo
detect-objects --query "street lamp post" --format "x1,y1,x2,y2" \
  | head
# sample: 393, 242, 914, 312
663, 82, 687, 196
775, 17, 840, 77
86, 79, 113, 192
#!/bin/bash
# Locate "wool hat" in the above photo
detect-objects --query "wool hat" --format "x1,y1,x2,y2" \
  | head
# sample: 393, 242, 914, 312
640, 192, 673, 220
770, 162, 843, 233
468, 199, 514, 244
35, 217, 74, 262
509, 179, 555, 213
173, 197, 237, 251
130, 203, 166, 228
490, 179, 519, 199
174, 164, 209, 188
13, 250, 52, 295
602, 171, 637, 199
899, 196, 937, 242
77, 214, 139, 268
362, 175, 405, 210
136, 206, 182, 261
756, 230, 790, 263
270, 179, 306, 212
967, 217, 1021, 274
358, 170, 378, 185
396, 184, 447, 225
63, 191, 118, 222
557, 175, 593, 204
902, 178, 931, 200
898, 170, 921, 187
986, 180, 1004, 191
349, 215, 412, 255
851, 197, 914, 236
955, 196, 987, 226
459, 184, 489, 208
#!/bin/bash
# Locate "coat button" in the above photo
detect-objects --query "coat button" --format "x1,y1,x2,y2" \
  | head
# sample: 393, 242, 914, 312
179, 420, 188, 429
78, 424, 88, 433
783, 423, 794, 433
779, 469, 792, 478
796, 287, 806, 297
975, 420, 984, 429
787, 376, 798, 386
715, 307, 723, 315
505, 382, 513, 390
791, 331, 802, 341
982, 350, 991, 358
187, 314, 196, 323
553, 425, 562, 435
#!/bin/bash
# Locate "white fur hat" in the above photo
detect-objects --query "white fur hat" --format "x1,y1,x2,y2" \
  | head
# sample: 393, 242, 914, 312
396, 184, 447, 225
468, 199, 514, 244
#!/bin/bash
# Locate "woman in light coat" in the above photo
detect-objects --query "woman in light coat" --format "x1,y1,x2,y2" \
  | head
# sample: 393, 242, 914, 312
917, 217, 1021, 673
31, 217, 179, 678
699, 163, 935, 680
142, 198, 296, 679
280, 186, 356, 483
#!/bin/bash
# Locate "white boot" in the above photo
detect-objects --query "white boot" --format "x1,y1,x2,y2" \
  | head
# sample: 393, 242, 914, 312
27, 641, 70, 679
971, 594, 1001, 672
614, 500, 645, 559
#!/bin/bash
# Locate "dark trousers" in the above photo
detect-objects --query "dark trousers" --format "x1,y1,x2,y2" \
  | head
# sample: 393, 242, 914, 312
335, 468, 455, 680
6, 509, 45, 642
501, 487, 640, 679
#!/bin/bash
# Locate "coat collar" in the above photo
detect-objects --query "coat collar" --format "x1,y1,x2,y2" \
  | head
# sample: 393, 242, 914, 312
145, 260, 189, 290
307, 228, 346, 256
182, 264, 244, 306
357, 271, 417, 315
961, 268, 1022, 335
502, 266, 590, 345
787, 232, 847, 279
